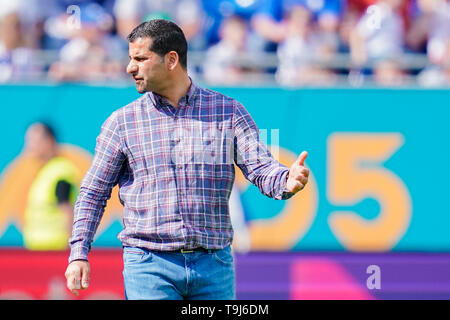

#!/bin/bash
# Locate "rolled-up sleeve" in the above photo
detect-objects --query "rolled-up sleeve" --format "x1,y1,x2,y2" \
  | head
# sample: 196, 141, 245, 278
233, 101, 294, 200
68, 111, 125, 263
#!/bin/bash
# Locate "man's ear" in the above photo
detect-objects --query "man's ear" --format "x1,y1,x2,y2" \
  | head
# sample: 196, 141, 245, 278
165, 51, 179, 71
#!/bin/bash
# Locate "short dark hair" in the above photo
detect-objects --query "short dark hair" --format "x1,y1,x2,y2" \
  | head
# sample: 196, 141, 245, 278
41, 123, 56, 140
127, 19, 188, 69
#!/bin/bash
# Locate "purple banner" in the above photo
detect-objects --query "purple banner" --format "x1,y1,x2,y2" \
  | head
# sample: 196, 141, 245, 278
235, 252, 450, 300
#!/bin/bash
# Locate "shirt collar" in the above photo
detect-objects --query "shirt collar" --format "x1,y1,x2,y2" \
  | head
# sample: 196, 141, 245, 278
147, 77, 198, 108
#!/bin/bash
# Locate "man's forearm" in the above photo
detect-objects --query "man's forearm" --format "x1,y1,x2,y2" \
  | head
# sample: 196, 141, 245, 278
68, 187, 110, 263
241, 157, 293, 200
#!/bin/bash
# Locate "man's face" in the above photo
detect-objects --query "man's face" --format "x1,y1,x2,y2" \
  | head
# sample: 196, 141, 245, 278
25, 124, 55, 161
126, 37, 166, 93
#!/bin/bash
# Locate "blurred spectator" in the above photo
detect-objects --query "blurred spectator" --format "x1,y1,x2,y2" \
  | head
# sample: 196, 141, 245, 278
0, 0, 49, 49
0, 10, 42, 82
113, 0, 204, 49
406, 0, 439, 52
420, 0, 449, 64
22, 122, 80, 251
315, 1, 342, 31
250, 0, 296, 47
309, 0, 342, 68
275, 4, 313, 85
202, 0, 266, 49
203, 15, 253, 84
349, 0, 406, 85
48, 3, 125, 82
416, 0, 450, 86
339, 5, 361, 52
275, 4, 338, 85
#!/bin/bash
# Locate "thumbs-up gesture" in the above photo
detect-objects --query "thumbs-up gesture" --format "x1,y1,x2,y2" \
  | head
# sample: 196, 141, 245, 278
286, 151, 310, 194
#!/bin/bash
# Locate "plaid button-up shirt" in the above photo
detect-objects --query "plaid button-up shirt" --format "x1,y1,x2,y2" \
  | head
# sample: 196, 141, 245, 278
69, 81, 293, 263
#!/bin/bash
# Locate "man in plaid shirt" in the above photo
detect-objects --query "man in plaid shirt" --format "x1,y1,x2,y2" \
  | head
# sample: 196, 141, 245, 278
65, 19, 310, 300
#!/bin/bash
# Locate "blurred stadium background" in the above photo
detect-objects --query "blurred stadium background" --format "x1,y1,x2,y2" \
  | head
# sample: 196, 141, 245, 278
0, 0, 450, 300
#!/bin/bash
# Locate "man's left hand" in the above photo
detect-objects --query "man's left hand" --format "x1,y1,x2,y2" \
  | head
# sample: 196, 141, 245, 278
286, 151, 309, 194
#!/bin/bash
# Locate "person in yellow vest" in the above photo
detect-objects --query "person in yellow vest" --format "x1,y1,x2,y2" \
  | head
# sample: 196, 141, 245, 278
22, 122, 80, 250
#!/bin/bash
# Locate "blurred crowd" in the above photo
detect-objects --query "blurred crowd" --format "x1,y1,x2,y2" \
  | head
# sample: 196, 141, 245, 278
0, 0, 449, 86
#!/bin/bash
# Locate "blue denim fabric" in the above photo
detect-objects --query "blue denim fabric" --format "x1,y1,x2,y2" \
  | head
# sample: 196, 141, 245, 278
122, 245, 236, 300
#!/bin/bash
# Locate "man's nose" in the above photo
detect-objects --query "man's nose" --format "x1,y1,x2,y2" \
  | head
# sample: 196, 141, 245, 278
127, 61, 138, 74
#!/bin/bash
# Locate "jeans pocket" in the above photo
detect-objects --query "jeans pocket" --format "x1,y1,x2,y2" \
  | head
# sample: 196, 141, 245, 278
213, 246, 234, 265
123, 247, 150, 265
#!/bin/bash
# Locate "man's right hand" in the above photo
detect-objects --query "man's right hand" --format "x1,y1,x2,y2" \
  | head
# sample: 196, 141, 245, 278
65, 260, 90, 296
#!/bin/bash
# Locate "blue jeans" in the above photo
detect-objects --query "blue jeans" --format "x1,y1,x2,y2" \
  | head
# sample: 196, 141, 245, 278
122, 245, 236, 300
